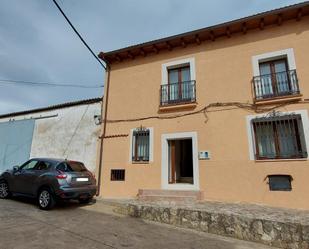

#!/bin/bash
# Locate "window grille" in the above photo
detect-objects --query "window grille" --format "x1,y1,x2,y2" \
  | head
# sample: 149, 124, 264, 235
110, 169, 125, 181
132, 129, 150, 162
252, 114, 307, 159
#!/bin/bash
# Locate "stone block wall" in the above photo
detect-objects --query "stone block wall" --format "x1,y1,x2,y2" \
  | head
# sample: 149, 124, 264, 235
113, 203, 309, 249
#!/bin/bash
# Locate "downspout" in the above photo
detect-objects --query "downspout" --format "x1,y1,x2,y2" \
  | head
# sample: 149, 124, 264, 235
96, 55, 111, 196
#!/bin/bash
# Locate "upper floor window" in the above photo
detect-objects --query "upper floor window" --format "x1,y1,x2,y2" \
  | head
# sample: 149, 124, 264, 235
161, 58, 196, 106
168, 66, 191, 84
252, 114, 307, 160
252, 49, 300, 102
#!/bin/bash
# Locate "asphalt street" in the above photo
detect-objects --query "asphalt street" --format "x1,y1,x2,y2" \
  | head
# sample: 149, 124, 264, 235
0, 198, 276, 249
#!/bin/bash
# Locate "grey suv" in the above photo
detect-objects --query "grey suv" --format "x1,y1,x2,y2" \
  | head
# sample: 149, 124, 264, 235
0, 158, 97, 210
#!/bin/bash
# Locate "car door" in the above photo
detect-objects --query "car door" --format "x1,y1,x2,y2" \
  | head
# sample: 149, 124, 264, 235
12, 159, 39, 194
28, 161, 51, 196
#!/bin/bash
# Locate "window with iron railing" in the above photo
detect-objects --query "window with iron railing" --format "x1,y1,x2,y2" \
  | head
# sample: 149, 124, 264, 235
132, 129, 150, 162
252, 59, 300, 100
252, 114, 307, 160
160, 66, 196, 106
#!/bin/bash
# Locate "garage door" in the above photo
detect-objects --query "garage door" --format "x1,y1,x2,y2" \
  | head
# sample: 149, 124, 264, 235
0, 119, 35, 173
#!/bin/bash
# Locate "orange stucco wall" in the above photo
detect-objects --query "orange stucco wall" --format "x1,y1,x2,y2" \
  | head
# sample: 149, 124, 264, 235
99, 17, 309, 210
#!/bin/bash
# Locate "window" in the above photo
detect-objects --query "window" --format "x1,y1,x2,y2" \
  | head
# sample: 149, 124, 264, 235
164, 66, 194, 104
20, 160, 39, 170
161, 58, 196, 106
268, 175, 292, 191
57, 162, 86, 172
259, 59, 289, 96
168, 66, 191, 84
252, 114, 307, 160
252, 48, 300, 101
132, 129, 150, 162
130, 127, 153, 163
35, 161, 51, 171
110, 169, 125, 181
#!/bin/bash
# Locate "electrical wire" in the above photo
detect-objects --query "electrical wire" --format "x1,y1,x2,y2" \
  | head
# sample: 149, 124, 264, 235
102, 100, 303, 124
0, 0, 107, 90
100, 100, 309, 139
0, 79, 103, 88
51, 0, 107, 70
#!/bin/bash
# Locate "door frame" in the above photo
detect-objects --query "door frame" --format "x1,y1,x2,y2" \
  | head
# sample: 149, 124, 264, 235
161, 131, 199, 190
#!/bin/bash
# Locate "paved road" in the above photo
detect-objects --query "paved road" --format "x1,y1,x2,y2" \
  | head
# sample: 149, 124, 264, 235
0, 198, 276, 249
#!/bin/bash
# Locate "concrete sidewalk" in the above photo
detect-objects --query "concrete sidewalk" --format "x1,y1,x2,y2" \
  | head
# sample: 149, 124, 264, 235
97, 198, 309, 249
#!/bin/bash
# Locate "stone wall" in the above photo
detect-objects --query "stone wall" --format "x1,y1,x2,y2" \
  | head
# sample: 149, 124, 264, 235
112, 202, 309, 249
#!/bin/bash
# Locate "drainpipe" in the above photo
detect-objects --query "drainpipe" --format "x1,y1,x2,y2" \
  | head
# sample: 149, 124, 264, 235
96, 54, 111, 196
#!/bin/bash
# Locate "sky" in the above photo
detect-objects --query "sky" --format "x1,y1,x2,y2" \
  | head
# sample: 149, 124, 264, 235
0, 0, 306, 114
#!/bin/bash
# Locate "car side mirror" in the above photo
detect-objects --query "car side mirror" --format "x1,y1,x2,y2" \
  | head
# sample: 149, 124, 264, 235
13, 166, 19, 172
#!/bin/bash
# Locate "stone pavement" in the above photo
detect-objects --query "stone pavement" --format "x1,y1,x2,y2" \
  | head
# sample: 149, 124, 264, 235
98, 198, 309, 249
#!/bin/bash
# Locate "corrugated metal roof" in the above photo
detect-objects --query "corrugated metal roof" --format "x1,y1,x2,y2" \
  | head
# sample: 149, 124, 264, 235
0, 97, 102, 119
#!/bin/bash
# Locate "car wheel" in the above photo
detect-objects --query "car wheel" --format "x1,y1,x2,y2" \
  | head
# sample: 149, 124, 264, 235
0, 181, 11, 199
78, 197, 93, 204
38, 188, 55, 210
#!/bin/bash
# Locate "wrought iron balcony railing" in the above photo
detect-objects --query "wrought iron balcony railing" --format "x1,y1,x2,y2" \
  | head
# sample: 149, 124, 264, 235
252, 70, 300, 101
160, 80, 196, 106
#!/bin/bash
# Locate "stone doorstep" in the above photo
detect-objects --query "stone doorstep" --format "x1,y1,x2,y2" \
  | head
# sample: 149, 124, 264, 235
138, 189, 203, 198
138, 195, 198, 200
97, 198, 309, 249
137, 189, 204, 203
138, 196, 199, 205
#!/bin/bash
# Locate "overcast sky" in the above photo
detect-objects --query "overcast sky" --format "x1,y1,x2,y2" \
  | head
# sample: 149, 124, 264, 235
0, 0, 305, 114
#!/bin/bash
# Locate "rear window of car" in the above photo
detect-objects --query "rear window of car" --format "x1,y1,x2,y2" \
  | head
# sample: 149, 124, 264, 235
57, 161, 86, 172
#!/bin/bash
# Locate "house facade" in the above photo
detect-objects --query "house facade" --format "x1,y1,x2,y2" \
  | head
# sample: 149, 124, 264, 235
0, 98, 102, 174
98, 2, 309, 209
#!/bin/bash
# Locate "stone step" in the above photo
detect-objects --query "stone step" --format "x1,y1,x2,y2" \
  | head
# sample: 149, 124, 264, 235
138, 195, 198, 203
138, 189, 203, 202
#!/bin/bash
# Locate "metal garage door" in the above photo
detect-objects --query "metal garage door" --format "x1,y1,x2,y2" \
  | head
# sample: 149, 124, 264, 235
0, 119, 35, 173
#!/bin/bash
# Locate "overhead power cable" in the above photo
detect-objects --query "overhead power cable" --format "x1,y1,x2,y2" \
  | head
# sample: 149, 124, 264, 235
0, 79, 103, 88
102, 100, 304, 124
51, 0, 107, 70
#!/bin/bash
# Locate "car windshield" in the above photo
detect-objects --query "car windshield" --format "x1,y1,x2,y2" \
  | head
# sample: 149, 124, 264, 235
57, 161, 87, 172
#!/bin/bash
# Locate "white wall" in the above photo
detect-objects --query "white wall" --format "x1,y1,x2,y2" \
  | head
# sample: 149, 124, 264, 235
0, 102, 101, 172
